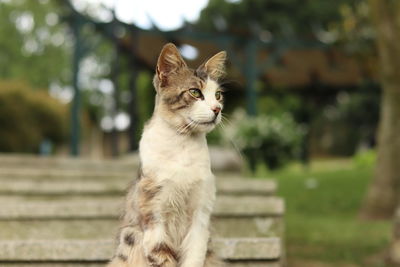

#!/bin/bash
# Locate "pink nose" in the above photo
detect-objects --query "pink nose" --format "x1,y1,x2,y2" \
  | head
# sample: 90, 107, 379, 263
212, 106, 221, 115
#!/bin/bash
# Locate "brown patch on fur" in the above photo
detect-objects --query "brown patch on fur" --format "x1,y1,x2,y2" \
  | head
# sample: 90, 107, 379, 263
147, 255, 158, 266
147, 242, 179, 267
140, 178, 162, 201
136, 177, 162, 230
195, 68, 208, 81
153, 243, 179, 261
124, 232, 135, 246
163, 90, 195, 111
159, 68, 204, 112
117, 253, 128, 262
140, 212, 156, 229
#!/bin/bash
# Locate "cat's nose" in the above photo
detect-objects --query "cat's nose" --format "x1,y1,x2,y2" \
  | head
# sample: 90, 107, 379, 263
212, 106, 221, 115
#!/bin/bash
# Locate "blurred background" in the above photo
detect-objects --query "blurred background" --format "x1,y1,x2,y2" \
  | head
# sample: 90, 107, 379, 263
1, 0, 400, 266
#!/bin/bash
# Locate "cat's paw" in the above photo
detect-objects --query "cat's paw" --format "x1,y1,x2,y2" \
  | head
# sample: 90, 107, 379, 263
146, 243, 178, 267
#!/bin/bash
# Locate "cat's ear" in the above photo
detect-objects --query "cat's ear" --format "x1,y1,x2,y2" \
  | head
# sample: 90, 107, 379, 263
156, 43, 187, 87
197, 51, 227, 80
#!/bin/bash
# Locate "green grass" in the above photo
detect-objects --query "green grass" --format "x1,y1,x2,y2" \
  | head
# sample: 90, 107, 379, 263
255, 159, 391, 266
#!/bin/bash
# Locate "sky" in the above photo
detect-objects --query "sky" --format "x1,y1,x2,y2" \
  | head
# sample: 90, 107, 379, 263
73, 0, 209, 30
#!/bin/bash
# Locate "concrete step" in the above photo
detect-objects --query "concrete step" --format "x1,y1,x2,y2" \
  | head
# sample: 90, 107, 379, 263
0, 147, 243, 173
0, 195, 284, 219
0, 217, 283, 240
0, 238, 282, 262
0, 263, 280, 267
0, 177, 277, 196
0, 167, 132, 180
0, 154, 138, 172
0, 155, 285, 266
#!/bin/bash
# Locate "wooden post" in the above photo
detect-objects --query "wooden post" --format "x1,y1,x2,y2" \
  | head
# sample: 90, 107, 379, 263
110, 44, 120, 157
128, 59, 139, 151
245, 39, 258, 116
70, 17, 83, 156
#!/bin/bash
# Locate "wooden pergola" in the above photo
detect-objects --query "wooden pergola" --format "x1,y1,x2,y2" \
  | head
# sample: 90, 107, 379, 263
61, 1, 375, 156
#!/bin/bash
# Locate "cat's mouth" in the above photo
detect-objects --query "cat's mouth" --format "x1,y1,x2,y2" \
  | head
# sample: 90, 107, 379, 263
189, 118, 216, 126
199, 120, 215, 125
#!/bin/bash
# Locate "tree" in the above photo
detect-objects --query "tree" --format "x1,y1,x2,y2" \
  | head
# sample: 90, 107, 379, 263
196, 0, 358, 40
0, 0, 70, 88
360, 0, 400, 219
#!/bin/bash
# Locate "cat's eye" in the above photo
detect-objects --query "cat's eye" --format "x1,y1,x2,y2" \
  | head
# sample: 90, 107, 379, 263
189, 88, 203, 99
215, 91, 222, 100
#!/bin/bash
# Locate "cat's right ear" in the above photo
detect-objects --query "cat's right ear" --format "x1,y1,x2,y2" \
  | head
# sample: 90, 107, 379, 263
156, 43, 187, 87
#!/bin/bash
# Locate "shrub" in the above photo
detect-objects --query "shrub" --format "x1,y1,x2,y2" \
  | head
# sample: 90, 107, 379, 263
0, 81, 68, 153
353, 149, 376, 168
222, 109, 306, 171
311, 91, 379, 156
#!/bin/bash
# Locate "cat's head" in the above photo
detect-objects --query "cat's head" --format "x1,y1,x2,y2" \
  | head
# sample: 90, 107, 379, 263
153, 43, 227, 134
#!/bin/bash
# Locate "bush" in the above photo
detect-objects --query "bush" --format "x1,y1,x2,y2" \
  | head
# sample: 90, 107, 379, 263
311, 91, 379, 156
353, 149, 376, 168
0, 81, 68, 153
222, 109, 306, 171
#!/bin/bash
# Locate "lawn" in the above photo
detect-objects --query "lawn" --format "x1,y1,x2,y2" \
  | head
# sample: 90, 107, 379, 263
255, 158, 391, 266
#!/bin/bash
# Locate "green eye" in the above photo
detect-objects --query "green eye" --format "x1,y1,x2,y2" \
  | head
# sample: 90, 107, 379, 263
215, 91, 222, 100
189, 88, 202, 99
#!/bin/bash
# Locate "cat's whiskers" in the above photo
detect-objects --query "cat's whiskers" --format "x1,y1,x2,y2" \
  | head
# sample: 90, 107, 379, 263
218, 114, 245, 161
221, 114, 233, 126
192, 121, 200, 131
177, 120, 195, 134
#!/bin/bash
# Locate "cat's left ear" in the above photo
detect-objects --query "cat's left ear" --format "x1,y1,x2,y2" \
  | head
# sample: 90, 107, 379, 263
156, 43, 187, 87
197, 51, 227, 81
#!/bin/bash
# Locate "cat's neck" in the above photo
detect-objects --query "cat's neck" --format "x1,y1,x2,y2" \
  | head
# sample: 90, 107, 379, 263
149, 115, 206, 144
139, 114, 211, 175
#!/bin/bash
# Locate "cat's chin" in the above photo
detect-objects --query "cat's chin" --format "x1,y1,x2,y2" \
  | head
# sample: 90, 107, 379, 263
185, 117, 220, 134
196, 123, 217, 133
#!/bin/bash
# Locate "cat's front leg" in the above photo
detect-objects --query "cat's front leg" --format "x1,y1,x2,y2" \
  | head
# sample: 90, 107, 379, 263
142, 220, 178, 267
179, 213, 210, 267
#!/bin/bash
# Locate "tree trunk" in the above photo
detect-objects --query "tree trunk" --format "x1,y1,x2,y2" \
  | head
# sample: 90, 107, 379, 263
360, 0, 400, 219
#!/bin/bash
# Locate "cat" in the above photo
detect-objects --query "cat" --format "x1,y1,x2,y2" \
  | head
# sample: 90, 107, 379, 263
108, 43, 227, 267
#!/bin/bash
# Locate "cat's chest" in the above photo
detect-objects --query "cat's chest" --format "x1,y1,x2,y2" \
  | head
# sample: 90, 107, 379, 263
140, 130, 211, 181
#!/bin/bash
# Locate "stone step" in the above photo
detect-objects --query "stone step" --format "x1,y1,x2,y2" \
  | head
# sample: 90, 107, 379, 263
0, 263, 280, 267
0, 217, 283, 240
0, 154, 138, 172
0, 178, 276, 196
0, 168, 132, 180
0, 238, 282, 262
0, 147, 243, 173
0, 167, 253, 180
0, 195, 284, 220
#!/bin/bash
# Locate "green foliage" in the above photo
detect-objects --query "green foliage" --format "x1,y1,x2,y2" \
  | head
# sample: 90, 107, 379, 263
312, 91, 379, 155
0, 0, 70, 88
256, 160, 390, 265
334, 1, 376, 56
136, 72, 156, 129
353, 149, 376, 168
223, 109, 306, 170
258, 94, 302, 115
0, 81, 68, 153
197, 0, 360, 40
